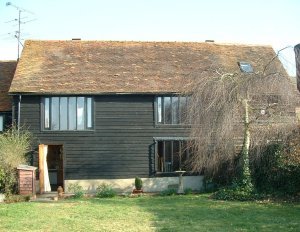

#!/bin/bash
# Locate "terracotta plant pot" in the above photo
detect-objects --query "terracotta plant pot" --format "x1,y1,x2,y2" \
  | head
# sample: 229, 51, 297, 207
132, 189, 143, 194
57, 186, 64, 197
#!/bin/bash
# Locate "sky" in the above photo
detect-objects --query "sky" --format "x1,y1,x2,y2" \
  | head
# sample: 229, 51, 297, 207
0, 0, 299, 75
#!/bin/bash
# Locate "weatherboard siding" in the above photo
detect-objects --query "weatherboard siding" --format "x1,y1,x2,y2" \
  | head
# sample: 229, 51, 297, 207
18, 95, 189, 180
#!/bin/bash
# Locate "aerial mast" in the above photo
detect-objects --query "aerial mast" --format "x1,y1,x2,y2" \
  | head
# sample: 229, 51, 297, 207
5, 2, 35, 60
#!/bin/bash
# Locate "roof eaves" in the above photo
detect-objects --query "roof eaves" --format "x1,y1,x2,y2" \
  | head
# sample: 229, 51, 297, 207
8, 91, 184, 96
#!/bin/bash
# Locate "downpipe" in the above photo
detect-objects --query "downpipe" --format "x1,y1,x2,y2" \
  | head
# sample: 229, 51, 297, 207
17, 94, 22, 134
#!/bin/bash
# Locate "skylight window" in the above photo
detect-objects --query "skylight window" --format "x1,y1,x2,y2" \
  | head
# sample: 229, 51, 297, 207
238, 62, 253, 73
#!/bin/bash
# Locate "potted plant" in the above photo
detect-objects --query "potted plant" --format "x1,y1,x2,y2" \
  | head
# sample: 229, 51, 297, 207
133, 177, 143, 194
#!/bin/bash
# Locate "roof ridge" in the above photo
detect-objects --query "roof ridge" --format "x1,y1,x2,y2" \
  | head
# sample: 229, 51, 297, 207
24, 39, 272, 48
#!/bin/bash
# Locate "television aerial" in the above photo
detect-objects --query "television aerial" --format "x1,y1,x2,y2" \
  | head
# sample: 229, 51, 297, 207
5, 2, 36, 60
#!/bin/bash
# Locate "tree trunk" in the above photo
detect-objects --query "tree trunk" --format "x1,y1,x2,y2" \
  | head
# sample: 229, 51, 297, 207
240, 99, 253, 190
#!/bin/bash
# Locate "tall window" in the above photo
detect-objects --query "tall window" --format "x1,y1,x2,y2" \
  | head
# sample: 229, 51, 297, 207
157, 96, 189, 125
43, 97, 93, 130
0, 115, 3, 132
156, 140, 191, 172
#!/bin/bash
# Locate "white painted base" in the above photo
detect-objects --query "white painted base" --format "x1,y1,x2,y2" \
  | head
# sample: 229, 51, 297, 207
0, 194, 5, 203
64, 176, 204, 193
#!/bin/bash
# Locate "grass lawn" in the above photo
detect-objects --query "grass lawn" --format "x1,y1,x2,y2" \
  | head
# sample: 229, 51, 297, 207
0, 194, 299, 232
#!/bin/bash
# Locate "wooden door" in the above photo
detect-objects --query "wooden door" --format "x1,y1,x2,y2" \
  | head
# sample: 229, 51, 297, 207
38, 144, 45, 194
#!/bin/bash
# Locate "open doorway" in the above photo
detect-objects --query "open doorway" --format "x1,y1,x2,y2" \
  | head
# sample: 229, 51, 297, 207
47, 145, 64, 191
39, 144, 64, 193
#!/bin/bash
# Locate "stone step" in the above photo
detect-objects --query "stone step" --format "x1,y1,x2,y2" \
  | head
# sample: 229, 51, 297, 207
30, 197, 57, 202
31, 192, 59, 202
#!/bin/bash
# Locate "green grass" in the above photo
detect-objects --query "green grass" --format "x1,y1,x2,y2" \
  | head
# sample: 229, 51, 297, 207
0, 194, 299, 231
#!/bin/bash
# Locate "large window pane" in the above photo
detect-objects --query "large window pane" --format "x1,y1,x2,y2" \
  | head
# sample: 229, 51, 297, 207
68, 97, 76, 130
172, 97, 179, 124
60, 97, 68, 130
77, 97, 85, 130
86, 97, 92, 128
157, 97, 162, 123
157, 141, 164, 172
157, 140, 192, 173
173, 141, 180, 171
51, 97, 59, 130
179, 97, 187, 124
182, 141, 189, 170
164, 141, 172, 172
44, 98, 50, 129
156, 96, 190, 125
0, 115, 3, 132
164, 97, 172, 124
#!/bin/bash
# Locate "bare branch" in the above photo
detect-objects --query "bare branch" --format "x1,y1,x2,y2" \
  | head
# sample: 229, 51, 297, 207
263, 46, 292, 75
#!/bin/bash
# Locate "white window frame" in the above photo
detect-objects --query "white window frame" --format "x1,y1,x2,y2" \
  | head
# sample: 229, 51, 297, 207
0, 115, 3, 132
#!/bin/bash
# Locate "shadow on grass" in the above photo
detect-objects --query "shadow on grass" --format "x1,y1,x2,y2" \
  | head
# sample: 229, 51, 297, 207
41, 194, 300, 231
119, 194, 300, 232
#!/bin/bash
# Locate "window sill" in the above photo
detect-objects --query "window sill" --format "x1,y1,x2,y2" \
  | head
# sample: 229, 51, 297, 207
41, 129, 95, 133
155, 124, 191, 128
154, 171, 197, 177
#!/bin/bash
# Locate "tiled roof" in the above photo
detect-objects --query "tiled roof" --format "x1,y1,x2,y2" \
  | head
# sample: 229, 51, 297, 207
0, 61, 17, 111
9, 40, 288, 94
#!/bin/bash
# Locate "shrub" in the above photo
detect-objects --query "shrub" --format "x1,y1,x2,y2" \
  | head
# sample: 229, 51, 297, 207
0, 125, 33, 195
202, 178, 218, 193
211, 177, 261, 201
212, 129, 300, 199
0, 170, 17, 195
134, 177, 143, 190
252, 138, 300, 195
96, 184, 116, 198
160, 188, 177, 196
5, 194, 31, 203
212, 187, 254, 201
184, 188, 193, 195
212, 181, 264, 201
68, 183, 84, 198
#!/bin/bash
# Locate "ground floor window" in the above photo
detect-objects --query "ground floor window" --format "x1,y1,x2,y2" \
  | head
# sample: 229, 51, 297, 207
0, 115, 3, 132
156, 140, 192, 172
0, 113, 12, 133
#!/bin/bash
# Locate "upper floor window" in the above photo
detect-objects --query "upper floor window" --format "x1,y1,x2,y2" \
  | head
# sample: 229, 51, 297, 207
43, 97, 93, 131
156, 96, 189, 125
0, 115, 3, 132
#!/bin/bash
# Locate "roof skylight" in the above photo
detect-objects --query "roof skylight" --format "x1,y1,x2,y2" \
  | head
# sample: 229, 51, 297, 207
238, 62, 253, 73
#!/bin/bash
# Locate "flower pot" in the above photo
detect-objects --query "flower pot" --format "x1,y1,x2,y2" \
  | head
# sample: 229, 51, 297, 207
132, 189, 143, 194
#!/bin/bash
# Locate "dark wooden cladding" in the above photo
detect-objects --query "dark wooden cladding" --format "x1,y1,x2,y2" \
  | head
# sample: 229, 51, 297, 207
18, 95, 189, 180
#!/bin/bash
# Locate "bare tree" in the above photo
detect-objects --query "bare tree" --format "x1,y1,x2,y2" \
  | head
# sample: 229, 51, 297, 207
185, 55, 299, 188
